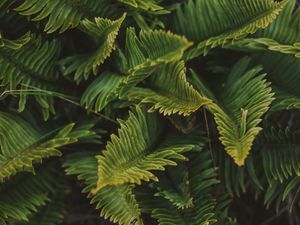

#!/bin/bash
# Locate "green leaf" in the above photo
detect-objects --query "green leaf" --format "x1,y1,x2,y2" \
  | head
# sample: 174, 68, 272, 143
92, 106, 194, 193
15, 0, 119, 33
0, 33, 62, 119
257, 126, 300, 184
138, 151, 220, 225
64, 152, 144, 225
0, 113, 94, 181
173, 0, 288, 59
17, 182, 69, 225
126, 61, 211, 116
119, 0, 169, 14
251, 52, 300, 111
153, 164, 194, 209
118, 28, 193, 95
228, 38, 300, 58
201, 58, 274, 166
81, 71, 123, 112
0, 167, 58, 221
254, 0, 300, 44
60, 13, 126, 82
228, 1, 300, 57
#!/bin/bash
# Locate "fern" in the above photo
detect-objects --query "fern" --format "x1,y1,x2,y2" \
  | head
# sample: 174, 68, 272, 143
0, 166, 60, 221
60, 14, 126, 82
137, 151, 222, 225
81, 71, 123, 112
118, 28, 193, 95
193, 58, 274, 166
229, 0, 300, 57
93, 106, 194, 193
173, 0, 288, 59
126, 61, 211, 116
64, 152, 144, 225
14, 0, 119, 33
1, 0, 300, 224
0, 33, 61, 119
253, 52, 300, 111
0, 112, 95, 182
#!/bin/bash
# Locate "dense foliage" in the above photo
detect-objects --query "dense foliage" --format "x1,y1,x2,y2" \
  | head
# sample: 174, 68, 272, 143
1, 0, 300, 224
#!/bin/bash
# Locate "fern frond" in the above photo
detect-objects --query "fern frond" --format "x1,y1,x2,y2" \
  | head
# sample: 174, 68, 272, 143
64, 152, 144, 225
0, 167, 58, 221
173, 0, 288, 59
15, 0, 119, 33
153, 164, 194, 209
264, 177, 300, 211
138, 151, 220, 225
60, 14, 126, 82
0, 33, 60, 85
0, 33, 61, 119
126, 61, 211, 116
228, 0, 300, 57
252, 52, 300, 111
195, 58, 274, 166
81, 72, 123, 112
0, 113, 94, 182
118, 28, 193, 95
17, 182, 69, 225
256, 126, 300, 184
119, 0, 169, 14
229, 38, 300, 58
92, 106, 194, 193
254, 0, 300, 44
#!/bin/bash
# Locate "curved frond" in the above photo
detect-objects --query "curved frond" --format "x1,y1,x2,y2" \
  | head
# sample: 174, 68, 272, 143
252, 52, 300, 111
256, 126, 300, 184
60, 14, 126, 82
64, 152, 144, 225
0, 33, 61, 119
198, 58, 274, 166
118, 28, 193, 95
0, 167, 58, 221
119, 0, 169, 14
81, 71, 123, 112
138, 151, 220, 225
255, 0, 300, 44
126, 61, 211, 116
173, 0, 288, 59
15, 0, 119, 33
229, 1, 300, 57
153, 164, 194, 209
0, 113, 94, 181
17, 182, 68, 225
0, 33, 60, 84
229, 38, 300, 58
93, 106, 194, 193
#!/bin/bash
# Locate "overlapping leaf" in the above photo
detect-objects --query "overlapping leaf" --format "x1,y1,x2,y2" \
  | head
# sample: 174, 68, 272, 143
64, 152, 144, 225
60, 13, 126, 82
15, 0, 118, 33
0, 33, 61, 119
252, 52, 300, 111
126, 61, 211, 116
0, 112, 95, 182
137, 151, 221, 225
0, 167, 58, 221
173, 0, 288, 59
81, 71, 123, 112
229, 0, 300, 57
193, 58, 274, 166
118, 28, 193, 95
93, 106, 194, 193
